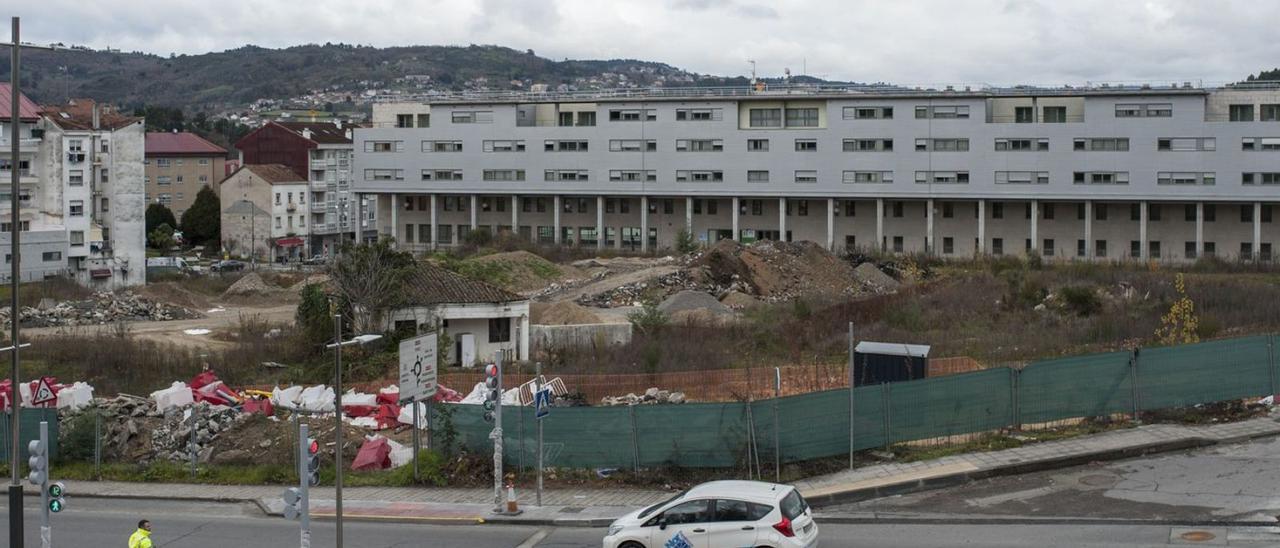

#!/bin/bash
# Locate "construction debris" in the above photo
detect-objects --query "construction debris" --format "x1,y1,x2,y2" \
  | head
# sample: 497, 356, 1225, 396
600, 387, 688, 406
657, 290, 734, 317
853, 262, 902, 292
222, 272, 273, 297
0, 291, 202, 328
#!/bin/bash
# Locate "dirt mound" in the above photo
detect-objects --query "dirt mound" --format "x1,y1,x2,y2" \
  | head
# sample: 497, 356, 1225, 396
289, 273, 331, 291
720, 290, 763, 310
466, 251, 584, 293
133, 282, 214, 311
669, 308, 736, 326
532, 301, 602, 325
658, 290, 733, 316
221, 273, 273, 298
691, 240, 862, 301
853, 262, 901, 292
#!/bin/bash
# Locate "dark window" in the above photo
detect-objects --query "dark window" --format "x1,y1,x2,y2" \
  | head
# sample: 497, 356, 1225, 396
780, 490, 808, 520
713, 499, 754, 522
661, 500, 711, 525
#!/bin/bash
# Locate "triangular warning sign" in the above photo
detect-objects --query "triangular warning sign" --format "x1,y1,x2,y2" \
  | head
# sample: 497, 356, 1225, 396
32, 378, 56, 406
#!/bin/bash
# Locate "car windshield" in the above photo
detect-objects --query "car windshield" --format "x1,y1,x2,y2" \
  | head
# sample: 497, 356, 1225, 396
638, 490, 687, 519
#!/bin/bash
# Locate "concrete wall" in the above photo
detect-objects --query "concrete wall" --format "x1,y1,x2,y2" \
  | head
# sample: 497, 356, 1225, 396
219, 170, 275, 261
531, 323, 633, 356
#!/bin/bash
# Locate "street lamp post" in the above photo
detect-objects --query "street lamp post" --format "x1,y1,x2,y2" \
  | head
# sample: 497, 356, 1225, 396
324, 317, 381, 548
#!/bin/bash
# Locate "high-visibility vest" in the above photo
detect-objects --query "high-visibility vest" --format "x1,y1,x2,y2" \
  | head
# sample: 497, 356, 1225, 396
128, 528, 152, 548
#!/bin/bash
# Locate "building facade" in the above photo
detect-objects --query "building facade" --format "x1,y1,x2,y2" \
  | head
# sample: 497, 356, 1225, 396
0, 88, 146, 288
144, 131, 227, 220
219, 164, 311, 263
235, 121, 374, 255
352, 82, 1280, 262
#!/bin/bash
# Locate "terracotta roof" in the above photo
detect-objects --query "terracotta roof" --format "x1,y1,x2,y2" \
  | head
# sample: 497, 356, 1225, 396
401, 263, 526, 306
0, 83, 41, 121
146, 132, 227, 156
274, 121, 353, 144
236, 164, 307, 185
42, 99, 140, 130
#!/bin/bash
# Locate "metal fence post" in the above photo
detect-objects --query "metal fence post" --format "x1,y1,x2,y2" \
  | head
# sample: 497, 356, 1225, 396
847, 322, 855, 470
1129, 348, 1142, 421
93, 411, 102, 480
881, 382, 891, 451
773, 367, 780, 482
1011, 367, 1022, 431
628, 403, 640, 474
1268, 335, 1276, 398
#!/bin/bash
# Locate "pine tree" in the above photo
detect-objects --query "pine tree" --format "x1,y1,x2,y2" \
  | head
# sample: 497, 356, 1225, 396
145, 202, 176, 235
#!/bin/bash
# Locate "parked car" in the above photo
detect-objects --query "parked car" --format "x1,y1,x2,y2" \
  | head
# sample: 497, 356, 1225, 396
603, 480, 818, 548
211, 260, 247, 272
302, 254, 328, 266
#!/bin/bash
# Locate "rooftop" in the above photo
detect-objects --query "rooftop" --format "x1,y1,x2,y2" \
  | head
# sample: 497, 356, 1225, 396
401, 263, 525, 306
42, 98, 140, 130
274, 121, 352, 144
145, 131, 227, 156
0, 83, 41, 121
234, 164, 307, 185
374, 80, 1280, 105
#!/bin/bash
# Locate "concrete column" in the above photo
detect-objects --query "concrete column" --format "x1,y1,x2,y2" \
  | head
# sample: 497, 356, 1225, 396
390, 193, 399, 248
732, 197, 740, 241
876, 199, 885, 251
826, 198, 835, 251
778, 197, 787, 241
518, 314, 530, 361
1084, 201, 1093, 258
553, 195, 562, 245
1139, 201, 1149, 260
355, 192, 363, 243
977, 200, 986, 255
1254, 202, 1264, 258
640, 196, 649, 252
1029, 200, 1039, 253
429, 194, 438, 251
469, 195, 478, 230
685, 196, 694, 236
926, 199, 935, 255
1195, 202, 1204, 257
511, 195, 519, 233
597, 195, 605, 250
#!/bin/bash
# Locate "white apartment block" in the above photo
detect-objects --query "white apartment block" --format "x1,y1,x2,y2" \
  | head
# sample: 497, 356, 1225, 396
352, 82, 1280, 262
1, 88, 145, 288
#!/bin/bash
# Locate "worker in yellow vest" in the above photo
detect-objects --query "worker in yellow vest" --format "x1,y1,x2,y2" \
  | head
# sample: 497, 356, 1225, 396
128, 519, 153, 548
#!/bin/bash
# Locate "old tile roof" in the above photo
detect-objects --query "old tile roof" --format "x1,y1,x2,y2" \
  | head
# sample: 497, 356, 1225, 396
238, 164, 307, 184
402, 263, 526, 306
146, 131, 227, 156
0, 83, 41, 121
274, 121, 353, 144
42, 98, 140, 130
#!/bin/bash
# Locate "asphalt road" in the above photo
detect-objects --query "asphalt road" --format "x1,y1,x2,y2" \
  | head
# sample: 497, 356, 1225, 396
5, 497, 1280, 547
834, 433, 1280, 523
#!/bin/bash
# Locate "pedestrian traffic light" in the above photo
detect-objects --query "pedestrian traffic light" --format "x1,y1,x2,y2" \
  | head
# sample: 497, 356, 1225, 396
48, 482, 66, 513
27, 438, 47, 486
282, 487, 302, 520
483, 362, 501, 423
306, 438, 321, 487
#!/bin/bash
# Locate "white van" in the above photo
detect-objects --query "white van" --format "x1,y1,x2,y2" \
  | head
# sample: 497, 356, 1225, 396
604, 480, 818, 548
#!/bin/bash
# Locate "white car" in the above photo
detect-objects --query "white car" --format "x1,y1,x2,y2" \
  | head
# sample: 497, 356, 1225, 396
604, 480, 818, 548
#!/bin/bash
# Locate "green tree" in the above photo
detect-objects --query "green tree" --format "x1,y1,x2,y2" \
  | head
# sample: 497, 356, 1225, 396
148, 223, 176, 250
296, 283, 333, 349
675, 229, 697, 254
145, 202, 177, 235
180, 186, 221, 246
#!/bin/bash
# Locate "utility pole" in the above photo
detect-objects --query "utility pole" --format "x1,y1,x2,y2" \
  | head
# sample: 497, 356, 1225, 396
7, 17, 22, 548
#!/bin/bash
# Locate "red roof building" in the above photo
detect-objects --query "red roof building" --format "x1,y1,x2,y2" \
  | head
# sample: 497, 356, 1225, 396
0, 83, 42, 121
144, 131, 228, 217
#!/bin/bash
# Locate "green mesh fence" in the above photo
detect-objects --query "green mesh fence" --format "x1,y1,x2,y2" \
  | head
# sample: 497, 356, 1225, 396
1018, 350, 1135, 424
886, 368, 1014, 444
429, 334, 1276, 469
0, 409, 59, 463
1138, 335, 1275, 410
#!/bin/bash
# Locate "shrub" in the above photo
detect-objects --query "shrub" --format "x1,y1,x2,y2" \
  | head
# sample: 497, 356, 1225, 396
1058, 286, 1102, 316
627, 299, 668, 335
675, 229, 697, 254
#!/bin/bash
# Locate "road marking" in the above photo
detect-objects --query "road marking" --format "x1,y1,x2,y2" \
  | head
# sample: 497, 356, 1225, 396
516, 527, 553, 548
964, 486, 1058, 508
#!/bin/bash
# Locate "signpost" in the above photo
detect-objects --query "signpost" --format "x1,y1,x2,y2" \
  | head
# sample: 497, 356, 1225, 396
398, 333, 437, 481
31, 378, 56, 406
533, 363, 549, 506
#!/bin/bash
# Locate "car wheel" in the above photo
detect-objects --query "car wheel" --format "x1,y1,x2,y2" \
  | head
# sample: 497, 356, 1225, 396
619, 542, 645, 548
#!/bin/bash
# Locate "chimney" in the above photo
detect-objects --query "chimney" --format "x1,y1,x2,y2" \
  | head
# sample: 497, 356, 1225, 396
92, 103, 100, 130
301, 128, 313, 140
334, 119, 342, 130
345, 129, 352, 140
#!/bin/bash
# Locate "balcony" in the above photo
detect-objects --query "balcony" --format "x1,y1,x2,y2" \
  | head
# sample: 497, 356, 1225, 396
310, 159, 334, 170
286, 202, 298, 212
0, 138, 40, 153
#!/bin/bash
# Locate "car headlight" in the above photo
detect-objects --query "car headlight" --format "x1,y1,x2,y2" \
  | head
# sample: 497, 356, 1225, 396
607, 524, 624, 537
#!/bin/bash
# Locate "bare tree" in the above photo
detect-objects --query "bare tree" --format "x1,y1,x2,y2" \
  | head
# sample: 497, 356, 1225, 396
327, 237, 414, 333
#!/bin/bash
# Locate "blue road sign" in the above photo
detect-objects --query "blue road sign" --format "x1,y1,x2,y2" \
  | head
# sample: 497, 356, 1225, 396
534, 387, 552, 420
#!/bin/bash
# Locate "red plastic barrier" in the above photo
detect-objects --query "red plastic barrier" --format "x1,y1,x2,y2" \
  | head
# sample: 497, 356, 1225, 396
351, 437, 391, 470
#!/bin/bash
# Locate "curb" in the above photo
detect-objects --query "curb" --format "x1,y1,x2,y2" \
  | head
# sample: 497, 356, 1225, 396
804, 428, 1280, 508
812, 514, 1280, 527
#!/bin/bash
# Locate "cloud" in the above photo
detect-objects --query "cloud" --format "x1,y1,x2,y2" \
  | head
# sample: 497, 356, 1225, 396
7, 0, 1280, 85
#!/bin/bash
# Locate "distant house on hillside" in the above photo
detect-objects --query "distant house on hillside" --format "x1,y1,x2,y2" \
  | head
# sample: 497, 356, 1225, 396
383, 263, 529, 367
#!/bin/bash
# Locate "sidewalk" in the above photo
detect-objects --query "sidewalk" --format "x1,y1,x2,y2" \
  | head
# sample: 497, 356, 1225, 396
39, 415, 1280, 526
794, 415, 1280, 506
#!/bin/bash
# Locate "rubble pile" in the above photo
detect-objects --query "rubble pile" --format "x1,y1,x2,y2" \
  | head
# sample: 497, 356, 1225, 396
578, 269, 699, 307
600, 387, 688, 406
690, 240, 868, 302
1, 291, 202, 328
149, 402, 249, 463
222, 272, 273, 297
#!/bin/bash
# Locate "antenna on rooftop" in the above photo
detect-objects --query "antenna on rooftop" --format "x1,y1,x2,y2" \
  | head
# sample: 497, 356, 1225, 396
748, 60, 757, 84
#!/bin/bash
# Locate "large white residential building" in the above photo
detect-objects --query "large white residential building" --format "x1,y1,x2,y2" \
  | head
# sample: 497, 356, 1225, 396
1, 86, 146, 288
352, 82, 1280, 262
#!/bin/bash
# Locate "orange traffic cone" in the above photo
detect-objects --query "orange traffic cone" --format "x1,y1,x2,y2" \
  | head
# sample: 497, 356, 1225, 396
506, 482, 519, 513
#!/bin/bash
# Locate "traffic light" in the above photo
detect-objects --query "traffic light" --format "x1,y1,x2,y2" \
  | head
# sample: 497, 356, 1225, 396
48, 482, 66, 513
282, 487, 302, 520
483, 362, 501, 423
305, 438, 321, 487
27, 438, 47, 486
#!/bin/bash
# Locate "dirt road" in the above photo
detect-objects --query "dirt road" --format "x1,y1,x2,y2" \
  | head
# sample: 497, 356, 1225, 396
21, 303, 297, 350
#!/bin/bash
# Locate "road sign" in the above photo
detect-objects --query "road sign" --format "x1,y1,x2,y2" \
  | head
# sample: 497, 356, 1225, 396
31, 377, 56, 406
398, 333, 438, 403
534, 387, 552, 420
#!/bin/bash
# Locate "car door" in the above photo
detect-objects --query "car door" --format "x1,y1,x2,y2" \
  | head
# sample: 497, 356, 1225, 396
648, 499, 712, 548
707, 499, 763, 548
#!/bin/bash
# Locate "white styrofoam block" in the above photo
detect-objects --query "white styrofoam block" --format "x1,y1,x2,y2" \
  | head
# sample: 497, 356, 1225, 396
151, 381, 194, 411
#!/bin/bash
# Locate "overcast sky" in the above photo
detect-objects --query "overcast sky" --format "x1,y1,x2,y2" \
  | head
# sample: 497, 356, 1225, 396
11, 0, 1280, 85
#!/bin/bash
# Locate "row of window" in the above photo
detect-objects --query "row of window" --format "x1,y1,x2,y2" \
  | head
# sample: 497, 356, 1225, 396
147, 174, 209, 185
365, 136, 1280, 154
918, 237, 1272, 261
145, 158, 212, 166
366, 167, 1280, 186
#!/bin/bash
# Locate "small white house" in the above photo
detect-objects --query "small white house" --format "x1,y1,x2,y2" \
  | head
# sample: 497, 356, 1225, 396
383, 263, 530, 367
